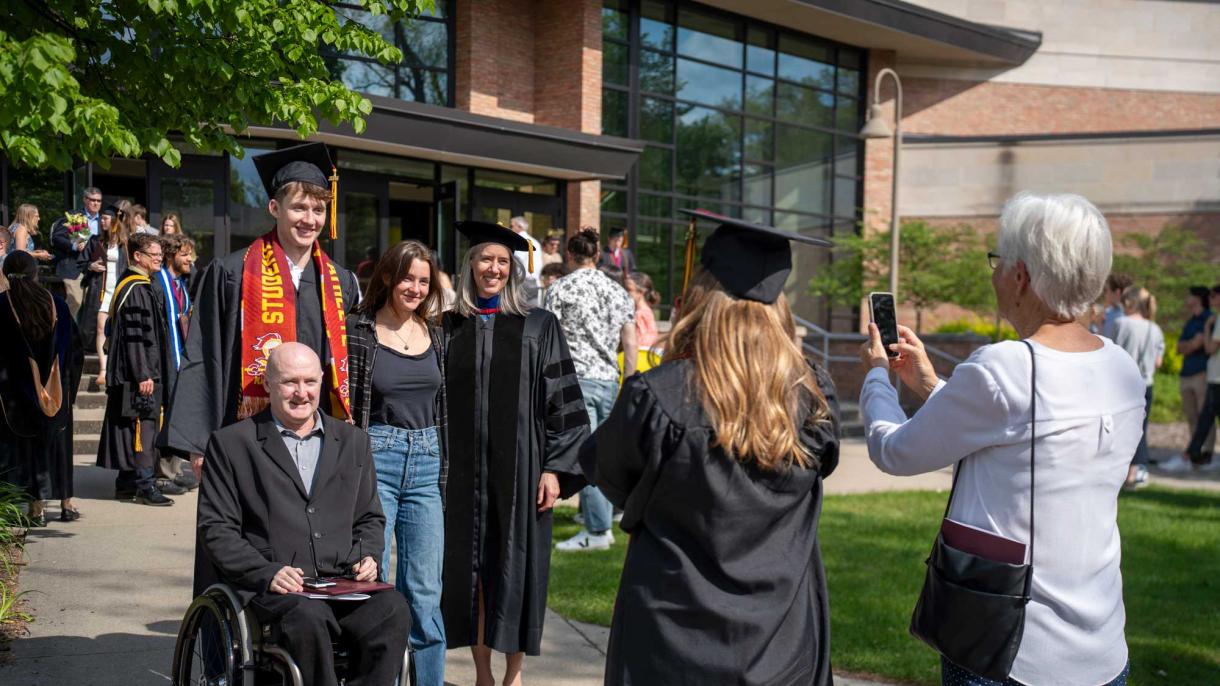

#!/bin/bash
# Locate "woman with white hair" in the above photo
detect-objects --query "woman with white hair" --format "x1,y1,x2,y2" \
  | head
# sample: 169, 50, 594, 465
858, 192, 1143, 686
440, 221, 589, 686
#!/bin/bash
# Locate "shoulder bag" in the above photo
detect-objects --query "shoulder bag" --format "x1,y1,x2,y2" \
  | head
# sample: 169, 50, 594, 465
909, 340, 1037, 681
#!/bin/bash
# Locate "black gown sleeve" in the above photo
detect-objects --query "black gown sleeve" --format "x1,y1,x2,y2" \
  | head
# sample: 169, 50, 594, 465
197, 434, 281, 594
115, 287, 160, 384
580, 372, 673, 531
164, 259, 231, 454
539, 314, 590, 499
804, 362, 841, 478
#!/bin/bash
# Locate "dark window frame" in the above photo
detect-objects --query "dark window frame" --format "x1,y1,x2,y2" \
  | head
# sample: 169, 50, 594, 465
602, 0, 866, 312
325, 0, 456, 107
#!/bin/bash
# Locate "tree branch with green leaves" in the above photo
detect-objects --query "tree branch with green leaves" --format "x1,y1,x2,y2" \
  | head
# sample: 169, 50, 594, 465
809, 220, 994, 333
0, 0, 432, 170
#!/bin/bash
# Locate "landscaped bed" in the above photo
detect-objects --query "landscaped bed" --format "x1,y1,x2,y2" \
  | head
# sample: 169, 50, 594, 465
549, 487, 1220, 685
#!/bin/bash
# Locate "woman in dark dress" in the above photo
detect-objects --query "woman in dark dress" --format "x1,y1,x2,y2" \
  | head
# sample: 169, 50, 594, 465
346, 240, 449, 686
441, 221, 589, 686
581, 210, 840, 686
0, 251, 85, 525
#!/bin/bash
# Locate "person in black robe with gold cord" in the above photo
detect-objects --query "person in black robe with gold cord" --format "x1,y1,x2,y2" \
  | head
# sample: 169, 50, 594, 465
0, 251, 85, 524
441, 221, 589, 686
581, 209, 842, 686
96, 233, 173, 505
161, 143, 361, 466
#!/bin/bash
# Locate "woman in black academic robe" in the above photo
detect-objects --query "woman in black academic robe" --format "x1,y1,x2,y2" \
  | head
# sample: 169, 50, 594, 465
582, 257, 841, 686
0, 252, 85, 525
441, 222, 589, 686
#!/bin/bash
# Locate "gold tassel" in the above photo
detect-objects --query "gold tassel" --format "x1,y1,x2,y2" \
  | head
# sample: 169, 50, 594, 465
329, 165, 339, 240
527, 239, 535, 273
622, 231, 629, 249
134, 419, 142, 453
681, 216, 697, 294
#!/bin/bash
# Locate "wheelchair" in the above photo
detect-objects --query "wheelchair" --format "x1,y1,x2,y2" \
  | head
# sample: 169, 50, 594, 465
171, 583, 410, 686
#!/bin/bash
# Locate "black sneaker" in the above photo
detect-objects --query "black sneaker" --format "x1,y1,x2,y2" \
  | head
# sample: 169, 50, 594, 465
135, 489, 174, 506
173, 473, 200, 491
155, 478, 188, 496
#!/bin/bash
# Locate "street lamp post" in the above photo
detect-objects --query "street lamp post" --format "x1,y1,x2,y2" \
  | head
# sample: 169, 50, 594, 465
859, 68, 903, 299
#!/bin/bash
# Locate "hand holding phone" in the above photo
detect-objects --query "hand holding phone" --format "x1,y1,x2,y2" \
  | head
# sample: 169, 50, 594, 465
869, 292, 900, 358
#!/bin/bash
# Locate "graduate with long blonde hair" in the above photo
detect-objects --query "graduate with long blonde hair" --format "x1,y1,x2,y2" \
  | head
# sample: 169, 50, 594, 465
581, 209, 841, 685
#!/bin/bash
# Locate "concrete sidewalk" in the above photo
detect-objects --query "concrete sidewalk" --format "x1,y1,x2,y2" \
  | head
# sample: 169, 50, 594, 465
3, 438, 1215, 685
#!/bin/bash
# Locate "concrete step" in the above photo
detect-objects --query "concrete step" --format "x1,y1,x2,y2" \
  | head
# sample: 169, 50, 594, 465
75, 435, 100, 455
76, 391, 106, 410
75, 411, 104, 435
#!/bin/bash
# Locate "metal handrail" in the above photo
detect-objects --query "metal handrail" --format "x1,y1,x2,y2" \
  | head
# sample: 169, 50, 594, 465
793, 315, 866, 365
793, 314, 967, 371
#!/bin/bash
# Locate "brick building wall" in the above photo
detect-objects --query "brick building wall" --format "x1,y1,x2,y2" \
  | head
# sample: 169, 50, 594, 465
454, 0, 605, 233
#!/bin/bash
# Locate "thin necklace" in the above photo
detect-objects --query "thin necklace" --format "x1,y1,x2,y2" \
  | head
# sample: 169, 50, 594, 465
380, 311, 418, 350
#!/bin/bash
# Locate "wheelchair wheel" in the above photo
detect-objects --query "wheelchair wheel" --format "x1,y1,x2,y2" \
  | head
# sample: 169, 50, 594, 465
173, 593, 241, 686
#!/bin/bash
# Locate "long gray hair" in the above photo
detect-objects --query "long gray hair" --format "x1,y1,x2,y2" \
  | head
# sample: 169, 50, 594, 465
455, 242, 530, 317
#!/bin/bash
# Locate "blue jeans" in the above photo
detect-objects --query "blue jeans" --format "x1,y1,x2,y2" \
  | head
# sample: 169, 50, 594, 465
942, 658, 1129, 686
368, 424, 445, 686
578, 378, 618, 534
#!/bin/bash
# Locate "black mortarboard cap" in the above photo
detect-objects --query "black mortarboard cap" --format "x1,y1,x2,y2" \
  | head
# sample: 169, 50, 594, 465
678, 208, 833, 304
456, 221, 531, 253
457, 220, 535, 271
252, 142, 335, 198
100, 205, 119, 217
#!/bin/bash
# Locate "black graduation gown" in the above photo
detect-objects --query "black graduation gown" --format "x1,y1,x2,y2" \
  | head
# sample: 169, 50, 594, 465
161, 247, 361, 455
76, 236, 128, 345
441, 308, 590, 656
0, 293, 84, 499
96, 269, 167, 471
581, 360, 841, 686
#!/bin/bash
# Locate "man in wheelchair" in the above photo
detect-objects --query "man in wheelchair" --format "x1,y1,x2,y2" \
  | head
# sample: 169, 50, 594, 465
195, 342, 411, 686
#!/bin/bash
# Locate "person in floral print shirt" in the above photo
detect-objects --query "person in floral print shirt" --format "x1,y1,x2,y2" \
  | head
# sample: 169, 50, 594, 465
544, 229, 637, 551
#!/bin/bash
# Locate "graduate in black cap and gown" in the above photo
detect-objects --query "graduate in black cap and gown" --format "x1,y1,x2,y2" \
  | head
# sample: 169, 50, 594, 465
580, 209, 842, 686
162, 142, 361, 464
440, 221, 589, 686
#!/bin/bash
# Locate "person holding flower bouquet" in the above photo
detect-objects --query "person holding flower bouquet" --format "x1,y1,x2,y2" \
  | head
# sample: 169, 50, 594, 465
51, 187, 103, 317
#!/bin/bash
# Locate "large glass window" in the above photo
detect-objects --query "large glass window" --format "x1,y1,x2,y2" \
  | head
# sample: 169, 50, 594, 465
601, 0, 864, 317
325, 1, 454, 106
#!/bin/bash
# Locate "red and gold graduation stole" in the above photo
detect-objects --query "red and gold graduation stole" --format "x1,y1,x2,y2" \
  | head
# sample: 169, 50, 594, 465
238, 230, 351, 421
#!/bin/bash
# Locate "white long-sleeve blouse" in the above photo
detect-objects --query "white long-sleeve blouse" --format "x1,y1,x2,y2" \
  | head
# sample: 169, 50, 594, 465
860, 338, 1145, 686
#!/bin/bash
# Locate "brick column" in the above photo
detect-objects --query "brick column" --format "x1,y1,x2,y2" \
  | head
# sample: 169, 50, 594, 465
535, 0, 604, 233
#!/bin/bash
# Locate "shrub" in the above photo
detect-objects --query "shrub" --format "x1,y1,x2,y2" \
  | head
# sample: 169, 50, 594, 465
934, 316, 1018, 342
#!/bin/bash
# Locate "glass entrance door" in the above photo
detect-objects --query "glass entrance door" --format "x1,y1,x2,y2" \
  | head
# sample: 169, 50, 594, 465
149, 155, 226, 266
468, 186, 563, 255
338, 172, 387, 289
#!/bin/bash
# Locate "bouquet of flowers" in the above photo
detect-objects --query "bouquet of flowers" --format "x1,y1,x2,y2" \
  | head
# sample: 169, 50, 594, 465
63, 212, 90, 248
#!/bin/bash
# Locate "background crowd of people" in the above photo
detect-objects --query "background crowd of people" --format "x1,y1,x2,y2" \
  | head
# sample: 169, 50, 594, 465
0, 149, 1216, 686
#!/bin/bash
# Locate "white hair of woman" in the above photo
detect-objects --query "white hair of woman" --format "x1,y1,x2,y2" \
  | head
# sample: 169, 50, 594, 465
454, 242, 530, 317
995, 191, 1112, 320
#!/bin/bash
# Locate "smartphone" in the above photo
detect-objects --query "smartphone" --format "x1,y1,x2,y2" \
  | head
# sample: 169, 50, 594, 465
868, 292, 900, 358
302, 577, 336, 590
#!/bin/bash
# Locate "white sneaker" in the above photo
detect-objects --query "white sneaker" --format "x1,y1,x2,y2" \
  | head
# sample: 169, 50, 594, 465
1199, 459, 1220, 473
556, 529, 614, 552
1134, 465, 1150, 488
1157, 454, 1192, 473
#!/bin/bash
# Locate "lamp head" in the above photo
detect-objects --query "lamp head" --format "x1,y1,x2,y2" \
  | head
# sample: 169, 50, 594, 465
859, 104, 893, 138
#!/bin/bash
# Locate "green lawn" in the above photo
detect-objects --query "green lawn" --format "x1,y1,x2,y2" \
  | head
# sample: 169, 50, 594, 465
1150, 371, 1183, 424
548, 488, 1220, 685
